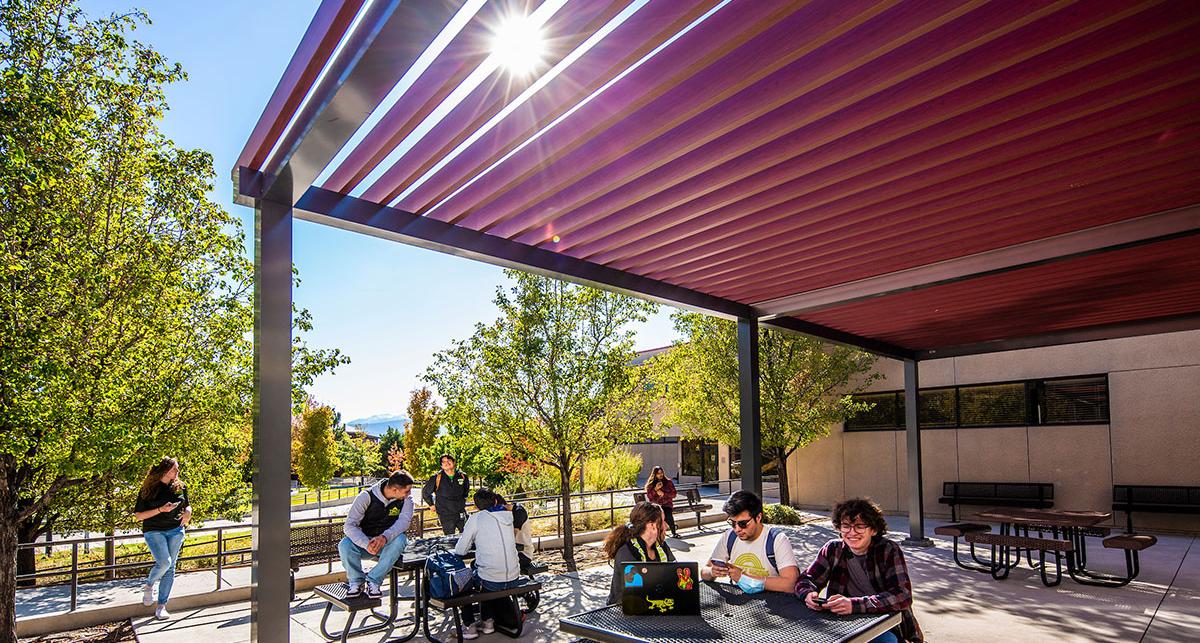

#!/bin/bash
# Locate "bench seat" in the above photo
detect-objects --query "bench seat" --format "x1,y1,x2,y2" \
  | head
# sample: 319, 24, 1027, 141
933, 522, 991, 538
967, 533, 1074, 552
314, 581, 382, 611
428, 579, 542, 609
1103, 534, 1157, 551
967, 533, 1073, 586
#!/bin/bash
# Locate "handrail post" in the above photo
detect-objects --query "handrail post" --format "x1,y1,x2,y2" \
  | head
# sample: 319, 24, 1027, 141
610, 490, 615, 527
217, 527, 225, 590
70, 543, 79, 611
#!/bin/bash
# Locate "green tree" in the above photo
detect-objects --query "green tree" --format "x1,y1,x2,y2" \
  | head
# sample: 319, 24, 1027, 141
649, 312, 879, 506
337, 432, 377, 483
403, 387, 439, 477
425, 271, 658, 569
417, 429, 506, 489
0, 2, 345, 634
378, 425, 404, 472
297, 404, 339, 491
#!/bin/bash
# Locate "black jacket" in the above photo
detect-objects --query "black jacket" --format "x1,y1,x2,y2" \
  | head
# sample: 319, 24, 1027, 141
134, 483, 189, 533
421, 470, 469, 515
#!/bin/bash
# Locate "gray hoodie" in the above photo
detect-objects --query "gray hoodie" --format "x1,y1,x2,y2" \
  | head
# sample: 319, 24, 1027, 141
455, 509, 520, 583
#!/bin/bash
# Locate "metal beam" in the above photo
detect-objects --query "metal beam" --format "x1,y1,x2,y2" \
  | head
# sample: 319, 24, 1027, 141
760, 316, 914, 361
738, 317, 762, 497
756, 205, 1200, 318
235, 0, 467, 205
251, 188, 293, 642
902, 360, 931, 547
917, 313, 1200, 360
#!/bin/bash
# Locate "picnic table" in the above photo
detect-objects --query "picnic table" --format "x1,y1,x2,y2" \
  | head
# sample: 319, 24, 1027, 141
974, 508, 1120, 586
560, 581, 901, 643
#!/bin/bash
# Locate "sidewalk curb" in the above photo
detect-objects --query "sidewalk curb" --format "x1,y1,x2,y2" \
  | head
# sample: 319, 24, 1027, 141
15, 571, 344, 637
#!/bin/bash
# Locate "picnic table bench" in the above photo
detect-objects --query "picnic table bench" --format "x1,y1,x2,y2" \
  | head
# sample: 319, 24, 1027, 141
939, 481, 1054, 521
425, 578, 542, 643
966, 532, 1073, 586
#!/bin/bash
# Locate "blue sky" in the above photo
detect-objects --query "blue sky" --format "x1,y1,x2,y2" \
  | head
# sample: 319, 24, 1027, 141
79, 0, 679, 421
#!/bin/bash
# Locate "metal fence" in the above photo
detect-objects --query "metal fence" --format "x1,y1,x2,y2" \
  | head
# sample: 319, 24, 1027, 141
17, 477, 777, 612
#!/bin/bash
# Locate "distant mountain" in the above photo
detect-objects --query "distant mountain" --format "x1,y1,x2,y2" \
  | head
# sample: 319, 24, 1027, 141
345, 414, 409, 437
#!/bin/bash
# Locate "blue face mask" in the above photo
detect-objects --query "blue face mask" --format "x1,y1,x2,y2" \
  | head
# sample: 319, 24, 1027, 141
736, 574, 765, 594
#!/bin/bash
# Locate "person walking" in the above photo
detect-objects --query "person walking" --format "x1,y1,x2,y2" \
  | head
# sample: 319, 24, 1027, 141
645, 466, 680, 538
421, 453, 470, 535
132, 457, 192, 620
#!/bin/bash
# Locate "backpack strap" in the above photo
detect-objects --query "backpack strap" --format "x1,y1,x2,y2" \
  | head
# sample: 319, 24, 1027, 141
765, 527, 780, 572
724, 530, 737, 558
435, 472, 442, 491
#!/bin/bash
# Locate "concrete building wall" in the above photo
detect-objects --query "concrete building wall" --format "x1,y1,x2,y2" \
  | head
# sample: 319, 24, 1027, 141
787, 329, 1200, 532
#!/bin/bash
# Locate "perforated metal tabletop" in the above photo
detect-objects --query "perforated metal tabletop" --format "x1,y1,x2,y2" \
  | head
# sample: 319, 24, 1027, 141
560, 582, 900, 643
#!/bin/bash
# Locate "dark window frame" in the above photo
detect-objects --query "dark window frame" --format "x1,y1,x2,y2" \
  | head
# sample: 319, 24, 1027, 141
844, 374, 1110, 431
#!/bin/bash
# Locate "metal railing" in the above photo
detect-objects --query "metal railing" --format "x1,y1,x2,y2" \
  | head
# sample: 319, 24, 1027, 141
17, 477, 778, 612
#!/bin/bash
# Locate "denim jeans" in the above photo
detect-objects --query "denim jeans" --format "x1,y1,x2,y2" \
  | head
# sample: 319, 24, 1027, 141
338, 534, 408, 586
869, 630, 900, 643
461, 578, 526, 624
143, 526, 186, 605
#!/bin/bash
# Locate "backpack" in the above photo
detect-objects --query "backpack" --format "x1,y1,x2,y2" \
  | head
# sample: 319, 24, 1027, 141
725, 527, 783, 574
426, 546, 476, 599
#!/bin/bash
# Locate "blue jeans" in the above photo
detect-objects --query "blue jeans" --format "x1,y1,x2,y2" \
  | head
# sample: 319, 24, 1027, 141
338, 534, 407, 586
870, 630, 899, 643
462, 578, 525, 624
143, 526, 186, 605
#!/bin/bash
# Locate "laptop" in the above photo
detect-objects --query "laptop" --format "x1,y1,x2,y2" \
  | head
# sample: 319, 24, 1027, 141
620, 561, 701, 615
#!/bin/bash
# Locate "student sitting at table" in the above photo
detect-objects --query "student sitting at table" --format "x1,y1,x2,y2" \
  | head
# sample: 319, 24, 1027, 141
603, 501, 675, 605
701, 490, 799, 593
795, 497, 924, 643
454, 489, 521, 640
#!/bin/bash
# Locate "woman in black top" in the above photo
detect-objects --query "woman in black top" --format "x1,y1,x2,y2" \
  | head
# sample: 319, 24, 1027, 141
603, 501, 675, 605
132, 457, 191, 620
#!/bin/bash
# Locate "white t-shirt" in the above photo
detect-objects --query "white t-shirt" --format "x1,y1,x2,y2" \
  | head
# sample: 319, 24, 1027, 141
709, 527, 799, 578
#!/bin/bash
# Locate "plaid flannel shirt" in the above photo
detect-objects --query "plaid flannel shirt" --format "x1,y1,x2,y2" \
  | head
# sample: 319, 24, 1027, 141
794, 537, 923, 642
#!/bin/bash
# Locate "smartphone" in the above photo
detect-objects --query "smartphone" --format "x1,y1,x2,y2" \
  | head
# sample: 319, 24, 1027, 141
812, 596, 828, 606
709, 559, 729, 569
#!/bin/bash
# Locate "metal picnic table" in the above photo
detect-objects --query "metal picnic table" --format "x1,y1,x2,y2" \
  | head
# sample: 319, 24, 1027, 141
559, 581, 901, 643
975, 508, 1124, 586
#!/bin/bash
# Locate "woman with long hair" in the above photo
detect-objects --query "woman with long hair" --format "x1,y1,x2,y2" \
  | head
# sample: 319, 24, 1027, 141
131, 457, 191, 620
603, 501, 675, 605
645, 465, 680, 538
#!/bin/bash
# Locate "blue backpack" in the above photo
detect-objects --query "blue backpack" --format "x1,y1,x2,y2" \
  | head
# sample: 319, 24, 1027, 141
725, 527, 783, 574
426, 547, 476, 599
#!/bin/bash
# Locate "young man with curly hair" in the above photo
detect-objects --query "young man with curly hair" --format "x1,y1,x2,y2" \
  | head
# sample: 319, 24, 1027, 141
795, 497, 923, 643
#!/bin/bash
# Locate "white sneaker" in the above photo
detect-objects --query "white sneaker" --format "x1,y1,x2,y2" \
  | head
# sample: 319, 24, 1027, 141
481, 618, 495, 634
154, 604, 171, 620
141, 584, 154, 606
365, 580, 383, 599
460, 623, 479, 640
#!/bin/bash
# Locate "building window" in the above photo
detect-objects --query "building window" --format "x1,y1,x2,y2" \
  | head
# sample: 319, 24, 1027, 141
681, 440, 718, 481
845, 375, 1109, 431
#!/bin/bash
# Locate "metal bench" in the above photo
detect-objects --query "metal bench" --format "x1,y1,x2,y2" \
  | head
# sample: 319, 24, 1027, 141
634, 485, 713, 531
939, 481, 1054, 521
1112, 484, 1200, 532
967, 532, 1073, 586
289, 521, 344, 600
425, 579, 542, 643
933, 522, 992, 572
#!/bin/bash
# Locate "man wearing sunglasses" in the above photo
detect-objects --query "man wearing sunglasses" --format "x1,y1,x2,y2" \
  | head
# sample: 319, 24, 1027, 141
701, 490, 799, 593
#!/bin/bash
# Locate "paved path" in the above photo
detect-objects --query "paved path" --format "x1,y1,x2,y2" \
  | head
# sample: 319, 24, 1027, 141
125, 514, 1200, 642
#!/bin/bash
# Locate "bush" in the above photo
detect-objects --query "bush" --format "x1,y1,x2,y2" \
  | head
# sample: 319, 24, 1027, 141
583, 449, 643, 491
762, 503, 805, 525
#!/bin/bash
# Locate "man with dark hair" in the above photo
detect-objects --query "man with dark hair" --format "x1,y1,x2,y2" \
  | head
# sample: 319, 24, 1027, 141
454, 488, 521, 639
422, 453, 470, 535
796, 497, 923, 643
339, 471, 415, 599
701, 490, 799, 593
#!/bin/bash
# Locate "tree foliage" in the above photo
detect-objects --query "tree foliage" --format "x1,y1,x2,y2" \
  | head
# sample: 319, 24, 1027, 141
378, 425, 403, 472
648, 312, 879, 505
403, 387, 439, 477
424, 271, 658, 568
337, 431, 377, 479
296, 404, 338, 490
0, 2, 346, 634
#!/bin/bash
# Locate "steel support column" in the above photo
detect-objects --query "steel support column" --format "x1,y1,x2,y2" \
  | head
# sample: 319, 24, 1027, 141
738, 317, 762, 497
252, 188, 294, 642
903, 359, 932, 546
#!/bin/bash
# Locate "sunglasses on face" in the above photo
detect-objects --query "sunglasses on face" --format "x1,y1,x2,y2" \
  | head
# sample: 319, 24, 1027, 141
727, 516, 757, 529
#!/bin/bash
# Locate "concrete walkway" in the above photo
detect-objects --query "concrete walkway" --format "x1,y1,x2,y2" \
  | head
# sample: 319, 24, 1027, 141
125, 515, 1199, 642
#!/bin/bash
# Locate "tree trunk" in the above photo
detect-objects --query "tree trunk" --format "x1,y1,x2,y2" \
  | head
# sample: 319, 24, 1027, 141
775, 452, 791, 507
559, 467, 577, 572
15, 518, 39, 589
2, 470, 19, 643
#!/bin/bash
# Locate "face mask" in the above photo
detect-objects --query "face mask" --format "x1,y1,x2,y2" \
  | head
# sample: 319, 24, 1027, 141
736, 574, 765, 594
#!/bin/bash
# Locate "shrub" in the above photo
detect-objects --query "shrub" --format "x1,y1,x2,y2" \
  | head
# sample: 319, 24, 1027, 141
583, 449, 643, 491
762, 503, 805, 525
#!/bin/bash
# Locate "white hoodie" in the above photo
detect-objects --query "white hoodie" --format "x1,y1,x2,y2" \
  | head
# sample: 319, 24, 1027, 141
455, 508, 520, 583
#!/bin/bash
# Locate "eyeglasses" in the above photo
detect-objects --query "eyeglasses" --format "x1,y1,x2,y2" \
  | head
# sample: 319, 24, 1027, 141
727, 517, 757, 529
836, 523, 871, 533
